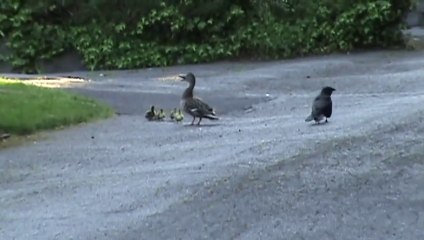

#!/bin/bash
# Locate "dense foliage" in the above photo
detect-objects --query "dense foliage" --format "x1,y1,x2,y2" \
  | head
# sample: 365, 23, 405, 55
0, 0, 415, 73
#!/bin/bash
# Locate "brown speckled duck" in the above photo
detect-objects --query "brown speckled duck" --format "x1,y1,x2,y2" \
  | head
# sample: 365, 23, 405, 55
179, 72, 218, 125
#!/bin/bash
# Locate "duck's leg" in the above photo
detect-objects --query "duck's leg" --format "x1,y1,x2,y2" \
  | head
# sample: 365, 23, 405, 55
191, 116, 196, 125
197, 117, 202, 125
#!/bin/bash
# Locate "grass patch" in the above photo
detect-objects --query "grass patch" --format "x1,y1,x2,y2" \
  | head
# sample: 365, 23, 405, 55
0, 78, 113, 135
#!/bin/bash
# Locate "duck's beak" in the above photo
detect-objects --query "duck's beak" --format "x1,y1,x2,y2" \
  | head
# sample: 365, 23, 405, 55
178, 74, 186, 80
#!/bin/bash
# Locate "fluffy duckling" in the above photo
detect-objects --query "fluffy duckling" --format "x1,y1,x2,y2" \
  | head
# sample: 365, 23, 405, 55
157, 108, 166, 121
169, 108, 176, 121
145, 105, 157, 121
175, 109, 184, 123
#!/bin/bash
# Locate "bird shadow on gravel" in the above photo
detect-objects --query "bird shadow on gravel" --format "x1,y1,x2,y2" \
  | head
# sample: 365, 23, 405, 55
308, 122, 331, 127
182, 123, 222, 127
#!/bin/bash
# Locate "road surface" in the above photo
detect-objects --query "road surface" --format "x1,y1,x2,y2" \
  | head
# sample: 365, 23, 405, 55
1, 50, 424, 240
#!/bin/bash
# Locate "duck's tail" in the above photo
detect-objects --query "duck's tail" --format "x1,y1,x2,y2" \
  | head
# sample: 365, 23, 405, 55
204, 114, 219, 120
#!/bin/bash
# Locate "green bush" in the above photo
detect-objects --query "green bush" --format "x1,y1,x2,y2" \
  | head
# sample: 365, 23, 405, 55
0, 0, 415, 73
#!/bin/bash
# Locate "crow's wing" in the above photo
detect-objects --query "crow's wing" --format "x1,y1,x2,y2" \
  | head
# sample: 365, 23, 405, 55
312, 95, 331, 118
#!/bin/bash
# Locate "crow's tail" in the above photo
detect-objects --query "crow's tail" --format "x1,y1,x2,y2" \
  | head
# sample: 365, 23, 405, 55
305, 114, 313, 122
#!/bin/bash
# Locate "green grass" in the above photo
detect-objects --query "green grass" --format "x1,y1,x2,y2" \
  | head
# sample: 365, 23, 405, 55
0, 79, 113, 135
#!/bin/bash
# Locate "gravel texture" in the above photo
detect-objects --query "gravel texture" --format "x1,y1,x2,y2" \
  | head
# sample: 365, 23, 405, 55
1, 50, 424, 240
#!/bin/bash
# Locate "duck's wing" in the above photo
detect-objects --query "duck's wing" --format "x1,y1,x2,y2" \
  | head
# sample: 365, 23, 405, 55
184, 97, 217, 119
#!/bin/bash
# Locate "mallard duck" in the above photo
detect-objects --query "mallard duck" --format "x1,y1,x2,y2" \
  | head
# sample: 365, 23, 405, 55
305, 86, 336, 123
175, 109, 184, 123
145, 105, 157, 121
179, 72, 219, 125
169, 108, 176, 121
157, 108, 166, 121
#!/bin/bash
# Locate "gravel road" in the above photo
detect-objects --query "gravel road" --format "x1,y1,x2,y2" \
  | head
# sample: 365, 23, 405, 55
1, 50, 424, 240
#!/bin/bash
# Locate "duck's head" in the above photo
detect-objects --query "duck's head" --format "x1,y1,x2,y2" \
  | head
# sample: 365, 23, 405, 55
178, 72, 195, 84
150, 105, 155, 111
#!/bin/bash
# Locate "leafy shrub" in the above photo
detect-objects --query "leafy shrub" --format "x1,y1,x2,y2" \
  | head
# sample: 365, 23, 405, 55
332, 1, 405, 50
0, 0, 415, 73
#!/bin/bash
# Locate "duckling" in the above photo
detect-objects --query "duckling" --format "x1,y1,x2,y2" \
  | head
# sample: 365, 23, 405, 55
145, 105, 157, 121
157, 108, 166, 121
169, 108, 176, 121
175, 109, 184, 123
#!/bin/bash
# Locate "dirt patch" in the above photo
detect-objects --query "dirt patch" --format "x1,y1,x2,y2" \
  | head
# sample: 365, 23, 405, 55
0, 75, 89, 88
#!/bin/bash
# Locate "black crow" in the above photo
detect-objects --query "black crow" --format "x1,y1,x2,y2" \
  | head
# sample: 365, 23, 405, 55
305, 86, 336, 123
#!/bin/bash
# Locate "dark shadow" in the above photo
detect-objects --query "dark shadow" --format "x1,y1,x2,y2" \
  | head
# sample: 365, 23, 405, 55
182, 123, 222, 127
309, 121, 330, 127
